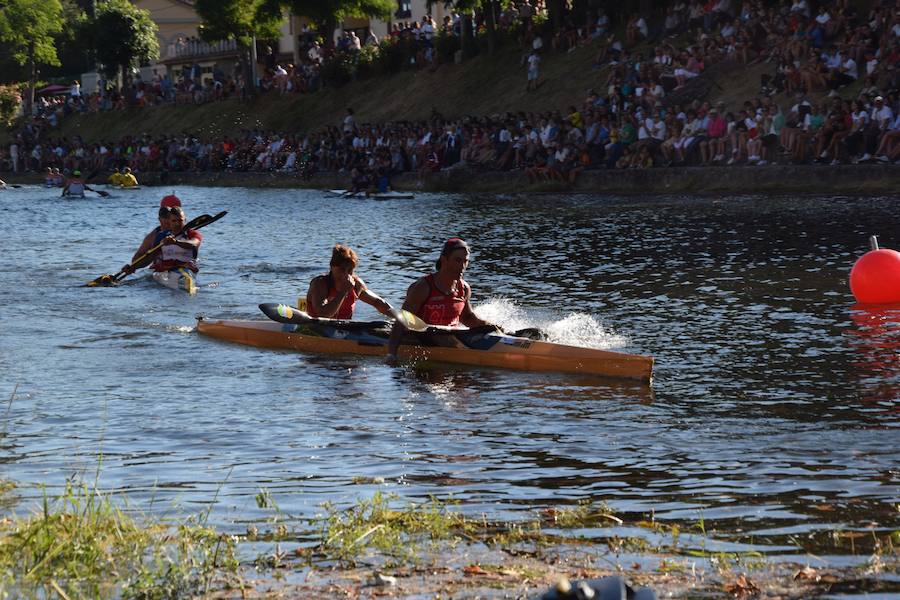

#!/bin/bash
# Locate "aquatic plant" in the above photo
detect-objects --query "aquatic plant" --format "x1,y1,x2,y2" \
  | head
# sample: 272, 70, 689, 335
0, 483, 240, 599
313, 491, 474, 565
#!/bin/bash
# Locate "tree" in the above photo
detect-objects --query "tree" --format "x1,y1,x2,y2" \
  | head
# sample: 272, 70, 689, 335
0, 0, 64, 115
91, 0, 159, 88
194, 0, 284, 94
284, 0, 393, 49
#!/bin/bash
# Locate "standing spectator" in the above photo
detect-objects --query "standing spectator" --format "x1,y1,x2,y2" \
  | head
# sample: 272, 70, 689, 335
526, 50, 541, 91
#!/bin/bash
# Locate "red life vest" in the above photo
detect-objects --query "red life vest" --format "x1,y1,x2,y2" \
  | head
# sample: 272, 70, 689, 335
416, 274, 466, 326
308, 274, 357, 319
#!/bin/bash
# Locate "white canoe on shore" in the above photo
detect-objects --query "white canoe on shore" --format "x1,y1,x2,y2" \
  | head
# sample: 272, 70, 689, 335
326, 189, 415, 200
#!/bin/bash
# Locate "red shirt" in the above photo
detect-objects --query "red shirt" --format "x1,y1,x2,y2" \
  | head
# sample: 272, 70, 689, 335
308, 274, 358, 319
416, 274, 466, 326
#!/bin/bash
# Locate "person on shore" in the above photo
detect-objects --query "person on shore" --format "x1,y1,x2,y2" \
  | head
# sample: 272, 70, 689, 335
61, 170, 92, 198
387, 238, 498, 359
305, 244, 394, 319
124, 204, 201, 276
124, 195, 182, 270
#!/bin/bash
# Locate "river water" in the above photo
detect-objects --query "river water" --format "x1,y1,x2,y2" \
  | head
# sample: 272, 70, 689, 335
0, 186, 897, 574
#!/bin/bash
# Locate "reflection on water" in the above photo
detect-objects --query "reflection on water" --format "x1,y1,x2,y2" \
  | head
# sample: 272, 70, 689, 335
0, 186, 898, 567
847, 304, 900, 414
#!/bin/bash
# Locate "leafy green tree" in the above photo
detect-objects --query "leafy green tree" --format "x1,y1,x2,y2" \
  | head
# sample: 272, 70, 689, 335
91, 0, 159, 88
194, 0, 283, 93
284, 0, 393, 48
0, 0, 64, 115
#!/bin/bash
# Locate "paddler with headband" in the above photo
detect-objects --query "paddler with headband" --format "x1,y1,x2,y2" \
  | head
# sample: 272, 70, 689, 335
387, 237, 499, 360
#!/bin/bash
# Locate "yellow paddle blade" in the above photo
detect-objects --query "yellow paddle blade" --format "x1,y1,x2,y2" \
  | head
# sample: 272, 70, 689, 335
179, 269, 197, 296
395, 309, 428, 332
86, 273, 116, 287
296, 297, 307, 312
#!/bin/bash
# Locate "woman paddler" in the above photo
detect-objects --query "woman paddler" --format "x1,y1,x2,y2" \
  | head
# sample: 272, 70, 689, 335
305, 244, 394, 319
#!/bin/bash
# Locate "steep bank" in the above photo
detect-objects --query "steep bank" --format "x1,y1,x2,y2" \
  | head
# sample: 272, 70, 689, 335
16, 41, 772, 143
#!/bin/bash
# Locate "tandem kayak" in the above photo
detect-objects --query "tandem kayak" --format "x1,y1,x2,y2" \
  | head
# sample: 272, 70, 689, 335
196, 308, 653, 382
152, 268, 197, 295
326, 189, 415, 200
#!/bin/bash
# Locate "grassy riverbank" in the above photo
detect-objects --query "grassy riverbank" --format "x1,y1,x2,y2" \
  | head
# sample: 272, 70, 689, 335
0, 32, 789, 145
1, 479, 897, 598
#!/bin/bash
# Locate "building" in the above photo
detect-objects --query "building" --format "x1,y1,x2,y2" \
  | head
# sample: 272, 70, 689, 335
129, 0, 447, 84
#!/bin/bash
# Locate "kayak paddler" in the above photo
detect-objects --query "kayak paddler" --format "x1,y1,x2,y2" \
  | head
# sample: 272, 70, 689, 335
306, 244, 394, 319
123, 195, 180, 271
119, 166, 139, 188
123, 199, 201, 276
107, 168, 123, 186
387, 237, 498, 359
61, 170, 92, 198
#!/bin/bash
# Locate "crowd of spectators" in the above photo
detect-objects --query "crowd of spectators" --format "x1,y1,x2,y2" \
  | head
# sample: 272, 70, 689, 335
4, 0, 900, 181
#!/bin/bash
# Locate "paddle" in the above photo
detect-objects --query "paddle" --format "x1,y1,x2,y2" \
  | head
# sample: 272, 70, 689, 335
86, 210, 227, 287
259, 303, 389, 331
393, 309, 547, 340
61, 186, 109, 198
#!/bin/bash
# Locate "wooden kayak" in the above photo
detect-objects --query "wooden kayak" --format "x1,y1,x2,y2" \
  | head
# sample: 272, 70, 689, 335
195, 317, 653, 382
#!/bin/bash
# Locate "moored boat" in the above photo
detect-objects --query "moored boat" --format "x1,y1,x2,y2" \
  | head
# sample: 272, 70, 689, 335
326, 189, 415, 200
196, 314, 653, 382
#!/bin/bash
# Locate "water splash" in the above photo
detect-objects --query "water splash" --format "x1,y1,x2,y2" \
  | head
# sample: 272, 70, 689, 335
475, 298, 628, 349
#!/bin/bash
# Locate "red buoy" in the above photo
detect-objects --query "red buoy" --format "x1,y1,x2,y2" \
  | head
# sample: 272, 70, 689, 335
850, 236, 900, 304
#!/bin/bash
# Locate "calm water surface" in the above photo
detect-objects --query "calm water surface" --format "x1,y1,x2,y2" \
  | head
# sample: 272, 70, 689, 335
0, 186, 897, 569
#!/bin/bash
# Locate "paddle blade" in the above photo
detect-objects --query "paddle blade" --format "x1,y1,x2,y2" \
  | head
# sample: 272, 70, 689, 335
392, 309, 429, 332
86, 273, 117, 287
95, 190, 110, 198
259, 303, 311, 325
509, 327, 547, 340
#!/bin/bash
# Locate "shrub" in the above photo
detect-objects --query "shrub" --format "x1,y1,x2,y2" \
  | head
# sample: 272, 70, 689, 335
0, 85, 22, 127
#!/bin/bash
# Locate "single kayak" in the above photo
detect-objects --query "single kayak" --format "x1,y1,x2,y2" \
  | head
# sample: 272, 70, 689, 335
152, 268, 197, 295
196, 307, 653, 382
326, 189, 415, 200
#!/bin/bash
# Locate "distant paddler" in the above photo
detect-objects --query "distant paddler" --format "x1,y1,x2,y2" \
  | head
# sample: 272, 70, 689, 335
122, 204, 202, 277
107, 168, 124, 186
306, 244, 395, 319
0, 178, 6, 189
119, 166, 139, 188
61, 170, 95, 198
387, 237, 499, 358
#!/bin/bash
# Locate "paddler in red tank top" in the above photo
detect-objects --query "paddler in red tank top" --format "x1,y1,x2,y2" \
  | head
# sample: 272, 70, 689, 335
306, 244, 395, 319
387, 237, 498, 359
